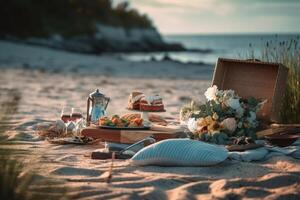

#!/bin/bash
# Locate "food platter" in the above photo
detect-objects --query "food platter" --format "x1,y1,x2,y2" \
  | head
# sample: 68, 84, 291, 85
99, 114, 147, 130
99, 125, 150, 130
126, 108, 166, 126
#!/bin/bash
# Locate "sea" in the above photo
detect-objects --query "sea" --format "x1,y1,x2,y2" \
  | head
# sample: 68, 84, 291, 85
122, 34, 300, 65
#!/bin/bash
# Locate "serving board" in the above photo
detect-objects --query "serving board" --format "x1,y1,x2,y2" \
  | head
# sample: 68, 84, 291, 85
81, 125, 183, 144
127, 108, 166, 112
99, 125, 150, 130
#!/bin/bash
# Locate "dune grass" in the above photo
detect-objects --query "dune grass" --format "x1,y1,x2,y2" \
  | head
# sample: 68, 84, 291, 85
0, 89, 32, 200
0, 158, 32, 200
0, 89, 68, 200
245, 36, 300, 123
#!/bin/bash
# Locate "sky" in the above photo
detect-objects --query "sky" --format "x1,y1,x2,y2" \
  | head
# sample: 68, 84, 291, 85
115, 0, 300, 34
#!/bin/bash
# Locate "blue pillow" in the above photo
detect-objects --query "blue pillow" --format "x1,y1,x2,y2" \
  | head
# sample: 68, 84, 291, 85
131, 139, 228, 166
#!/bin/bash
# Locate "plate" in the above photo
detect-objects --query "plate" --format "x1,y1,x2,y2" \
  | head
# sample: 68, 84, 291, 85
265, 134, 299, 147
99, 125, 150, 130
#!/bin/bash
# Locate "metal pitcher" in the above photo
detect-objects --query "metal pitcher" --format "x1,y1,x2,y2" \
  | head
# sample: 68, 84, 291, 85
86, 89, 110, 125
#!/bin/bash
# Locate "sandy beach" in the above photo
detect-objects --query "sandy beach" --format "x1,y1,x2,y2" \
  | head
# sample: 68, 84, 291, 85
1, 41, 300, 200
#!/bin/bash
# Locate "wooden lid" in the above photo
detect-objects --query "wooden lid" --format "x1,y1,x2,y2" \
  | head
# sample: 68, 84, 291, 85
212, 58, 288, 122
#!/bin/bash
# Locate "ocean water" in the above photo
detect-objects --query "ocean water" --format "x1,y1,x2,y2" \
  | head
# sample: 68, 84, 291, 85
122, 34, 299, 65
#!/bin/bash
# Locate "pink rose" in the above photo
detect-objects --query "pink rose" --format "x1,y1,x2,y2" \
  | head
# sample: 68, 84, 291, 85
221, 118, 237, 133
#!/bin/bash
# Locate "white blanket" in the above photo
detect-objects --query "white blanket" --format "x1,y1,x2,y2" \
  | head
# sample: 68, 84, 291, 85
228, 139, 300, 162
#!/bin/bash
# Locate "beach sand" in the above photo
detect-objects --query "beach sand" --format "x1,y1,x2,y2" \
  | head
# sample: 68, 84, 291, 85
0, 41, 300, 199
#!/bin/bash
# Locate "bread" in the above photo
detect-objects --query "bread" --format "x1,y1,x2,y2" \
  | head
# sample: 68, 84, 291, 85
128, 92, 165, 112
128, 92, 144, 109
121, 113, 168, 126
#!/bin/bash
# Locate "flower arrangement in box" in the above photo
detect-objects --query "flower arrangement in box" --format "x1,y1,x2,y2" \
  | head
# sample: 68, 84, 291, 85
180, 85, 266, 145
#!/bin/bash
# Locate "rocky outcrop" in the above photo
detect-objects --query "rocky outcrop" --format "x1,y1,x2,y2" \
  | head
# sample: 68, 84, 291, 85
4, 24, 184, 54
93, 24, 183, 52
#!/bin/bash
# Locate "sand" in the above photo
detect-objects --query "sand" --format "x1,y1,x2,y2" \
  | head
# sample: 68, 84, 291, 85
0, 41, 300, 200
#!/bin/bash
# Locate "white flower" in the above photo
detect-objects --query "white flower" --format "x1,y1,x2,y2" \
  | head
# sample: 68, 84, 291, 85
221, 118, 237, 133
204, 85, 218, 101
225, 98, 241, 110
187, 118, 198, 133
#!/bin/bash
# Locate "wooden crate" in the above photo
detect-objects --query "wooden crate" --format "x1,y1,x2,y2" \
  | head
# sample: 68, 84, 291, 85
212, 58, 288, 122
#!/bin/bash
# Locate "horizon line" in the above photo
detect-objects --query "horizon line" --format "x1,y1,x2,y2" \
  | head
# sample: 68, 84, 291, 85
162, 32, 300, 36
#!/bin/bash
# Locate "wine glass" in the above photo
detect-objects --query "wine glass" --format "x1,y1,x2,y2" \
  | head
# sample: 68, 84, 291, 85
61, 106, 72, 123
71, 108, 84, 137
71, 107, 83, 122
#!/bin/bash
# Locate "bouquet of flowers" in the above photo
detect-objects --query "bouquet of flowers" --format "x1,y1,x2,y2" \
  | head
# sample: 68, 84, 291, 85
180, 85, 266, 145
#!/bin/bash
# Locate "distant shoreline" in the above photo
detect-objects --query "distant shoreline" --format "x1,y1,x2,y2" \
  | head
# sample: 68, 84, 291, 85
0, 36, 213, 55
0, 40, 213, 80
163, 32, 300, 36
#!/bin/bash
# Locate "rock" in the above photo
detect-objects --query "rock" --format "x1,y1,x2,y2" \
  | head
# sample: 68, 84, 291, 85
2, 23, 185, 53
162, 53, 171, 61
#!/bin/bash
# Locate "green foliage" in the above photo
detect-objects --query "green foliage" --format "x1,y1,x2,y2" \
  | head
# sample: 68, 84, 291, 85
0, 89, 68, 200
245, 36, 300, 123
199, 132, 229, 145
0, 155, 68, 200
0, 0, 153, 38
0, 156, 47, 200
0, 157, 28, 200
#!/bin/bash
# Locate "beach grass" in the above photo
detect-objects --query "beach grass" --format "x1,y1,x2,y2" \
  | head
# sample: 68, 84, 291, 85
0, 89, 68, 200
0, 157, 31, 200
245, 36, 300, 123
0, 89, 30, 200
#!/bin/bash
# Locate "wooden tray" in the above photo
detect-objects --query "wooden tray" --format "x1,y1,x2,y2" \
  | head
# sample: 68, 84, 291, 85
81, 126, 182, 144
127, 108, 166, 112
99, 125, 150, 130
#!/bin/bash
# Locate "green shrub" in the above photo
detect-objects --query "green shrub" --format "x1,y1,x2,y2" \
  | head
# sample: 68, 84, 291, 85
245, 36, 300, 123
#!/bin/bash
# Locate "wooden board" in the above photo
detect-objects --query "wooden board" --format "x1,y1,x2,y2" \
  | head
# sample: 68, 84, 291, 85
256, 127, 300, 138
212, 58, 288, 122
99, 125, 150, 130
81, 126, 182, 144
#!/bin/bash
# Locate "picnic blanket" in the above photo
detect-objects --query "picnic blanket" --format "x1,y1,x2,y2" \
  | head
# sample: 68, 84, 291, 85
105, 139, 300, 163
229, 139, 300, 162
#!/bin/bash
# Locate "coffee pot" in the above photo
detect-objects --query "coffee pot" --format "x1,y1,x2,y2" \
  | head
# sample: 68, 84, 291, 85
86, 89, 110, 125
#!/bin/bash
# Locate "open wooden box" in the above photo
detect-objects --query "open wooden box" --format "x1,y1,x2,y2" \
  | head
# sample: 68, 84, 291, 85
212, 58, 288, 123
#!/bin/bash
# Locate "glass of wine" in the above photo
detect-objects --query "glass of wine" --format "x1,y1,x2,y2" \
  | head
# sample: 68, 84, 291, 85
71, 107, 83, 122
61, 106, 72, 123
71, 108, 84, 137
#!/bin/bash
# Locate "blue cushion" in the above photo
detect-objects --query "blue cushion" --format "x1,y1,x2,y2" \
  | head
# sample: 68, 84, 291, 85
131, 139, 228, 166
